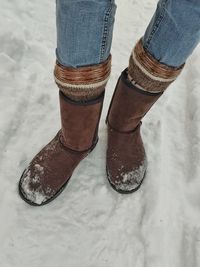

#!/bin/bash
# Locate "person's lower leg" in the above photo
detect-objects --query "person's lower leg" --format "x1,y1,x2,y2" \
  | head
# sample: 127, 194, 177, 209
55, 0, 117, 101
106, 0, 200, 193
18, 0, 117, 205
128, 0, 200, 93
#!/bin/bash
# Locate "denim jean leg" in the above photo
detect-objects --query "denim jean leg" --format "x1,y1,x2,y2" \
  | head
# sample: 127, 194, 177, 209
142, 0, 200, 67
56, 0, 117, 68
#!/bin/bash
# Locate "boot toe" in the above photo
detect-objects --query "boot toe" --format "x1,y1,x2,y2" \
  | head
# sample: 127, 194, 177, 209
18, 131, 91, 206
19, 168, 56, 206
106, 158, 147, 194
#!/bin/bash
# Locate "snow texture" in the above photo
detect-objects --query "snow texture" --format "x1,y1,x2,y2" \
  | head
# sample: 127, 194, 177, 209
1, 0, 200, 266
20, 167, 51, 205
107, 157, 147, 192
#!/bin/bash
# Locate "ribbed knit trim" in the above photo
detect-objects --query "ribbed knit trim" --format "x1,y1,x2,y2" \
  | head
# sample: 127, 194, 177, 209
57, 83, 107, 102
54, 75, 110, 89
54, 54, 112, 101
128, 38, 185, 92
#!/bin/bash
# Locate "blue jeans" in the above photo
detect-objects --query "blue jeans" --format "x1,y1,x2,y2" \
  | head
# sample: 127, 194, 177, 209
56, 0, 200, 68
56, 0, 117, 67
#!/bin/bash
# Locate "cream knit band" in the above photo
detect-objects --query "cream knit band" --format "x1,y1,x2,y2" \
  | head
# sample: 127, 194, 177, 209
128, 38, 185, 93
54, 54, 112, 101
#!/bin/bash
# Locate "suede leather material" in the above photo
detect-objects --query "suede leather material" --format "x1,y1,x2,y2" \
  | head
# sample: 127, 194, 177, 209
19, 131, 87, 204
19, 90, 105, 205
107, 68, 163, 132
107, 123, 147, 191
59, 90, 104, 152
106, 68, 163, 192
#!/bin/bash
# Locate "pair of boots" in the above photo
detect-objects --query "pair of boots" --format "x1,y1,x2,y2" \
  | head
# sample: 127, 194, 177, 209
19, 40, 184, 206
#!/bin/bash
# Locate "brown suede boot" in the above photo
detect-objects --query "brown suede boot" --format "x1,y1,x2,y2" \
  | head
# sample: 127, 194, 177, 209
106, 38, 184, 194
19, 55, 111, 206
106, 68, 165, 193
19, 90, 105, 206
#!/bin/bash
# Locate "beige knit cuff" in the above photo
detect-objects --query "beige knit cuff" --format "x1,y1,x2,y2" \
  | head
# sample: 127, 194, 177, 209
128, 38, 185, 93
54, 54, 112, 101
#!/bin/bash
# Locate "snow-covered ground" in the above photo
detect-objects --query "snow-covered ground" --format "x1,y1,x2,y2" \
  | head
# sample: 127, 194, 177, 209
1, 0, 200, 266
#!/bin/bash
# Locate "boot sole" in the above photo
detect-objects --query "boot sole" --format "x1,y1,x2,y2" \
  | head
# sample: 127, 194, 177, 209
106, 165, 146, 194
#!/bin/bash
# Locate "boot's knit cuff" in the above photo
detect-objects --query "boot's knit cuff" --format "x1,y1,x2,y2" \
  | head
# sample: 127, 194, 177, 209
54, 54, 112, 101
128, 38, 185, 92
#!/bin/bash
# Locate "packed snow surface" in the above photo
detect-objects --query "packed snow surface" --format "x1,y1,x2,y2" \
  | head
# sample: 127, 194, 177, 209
1, 0, 200, 266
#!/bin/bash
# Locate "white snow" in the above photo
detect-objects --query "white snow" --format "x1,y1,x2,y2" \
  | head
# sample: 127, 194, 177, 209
107, 157, 147, 191
1, 0, 200, 266
121, 159, 147, 185
20, 168, 49, 205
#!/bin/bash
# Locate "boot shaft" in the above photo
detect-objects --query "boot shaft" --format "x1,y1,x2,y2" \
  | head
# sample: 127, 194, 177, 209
106, 68, 163, 132
59, 90, 105, 152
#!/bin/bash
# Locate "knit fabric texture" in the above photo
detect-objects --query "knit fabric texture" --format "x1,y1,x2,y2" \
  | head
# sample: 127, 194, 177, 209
128, 38, 185, 93
54, 54, 112, 101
